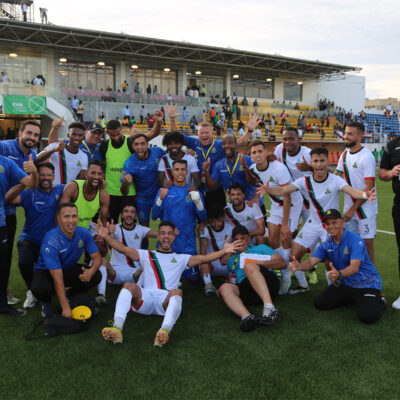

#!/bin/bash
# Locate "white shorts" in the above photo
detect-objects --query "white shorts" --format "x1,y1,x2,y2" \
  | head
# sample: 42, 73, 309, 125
130, 288, 169, 316
108, 265, 136, 285
294, 220, 328, 251
346, 216, 377, 239
300, 204, 310, 224
211, 259, 228, 276
267, 205, 301, 233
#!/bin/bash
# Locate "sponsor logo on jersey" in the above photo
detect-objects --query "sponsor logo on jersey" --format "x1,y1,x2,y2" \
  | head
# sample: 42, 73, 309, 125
0, 165, 4, 173
110, 167, 123, 172
343, 246, 348, 255
78, 239, 84, 248
171, 257, 178, 263
59, 248, 67, 253
325, 188, 331, 195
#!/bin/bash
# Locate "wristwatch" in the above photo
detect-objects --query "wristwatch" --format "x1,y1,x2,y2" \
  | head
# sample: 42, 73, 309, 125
334, 271, 343, 287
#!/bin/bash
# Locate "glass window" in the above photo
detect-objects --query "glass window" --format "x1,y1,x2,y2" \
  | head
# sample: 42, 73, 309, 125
284, 81, 302, 101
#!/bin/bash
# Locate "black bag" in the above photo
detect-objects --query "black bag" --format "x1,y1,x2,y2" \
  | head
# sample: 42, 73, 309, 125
44, 315, 89, 337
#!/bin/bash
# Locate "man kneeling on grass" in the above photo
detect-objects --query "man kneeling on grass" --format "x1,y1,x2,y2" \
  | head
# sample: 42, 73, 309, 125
289, 209, 386, 324
218, 225, 286, 332
95, 220, 241, 346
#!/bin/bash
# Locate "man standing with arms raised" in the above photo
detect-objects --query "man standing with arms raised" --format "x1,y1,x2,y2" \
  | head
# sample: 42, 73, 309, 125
166, 104, 258, 210
336, 122, 377, 262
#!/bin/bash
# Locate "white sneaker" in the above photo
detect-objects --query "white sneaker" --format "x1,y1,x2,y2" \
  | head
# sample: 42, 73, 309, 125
23, 290, 37, 308
204, 282, 217, 296
392, 295, 400, 310
279, 278, 291, 295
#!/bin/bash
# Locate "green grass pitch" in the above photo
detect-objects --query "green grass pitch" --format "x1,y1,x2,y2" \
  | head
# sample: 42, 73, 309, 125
1, 178, 400, 400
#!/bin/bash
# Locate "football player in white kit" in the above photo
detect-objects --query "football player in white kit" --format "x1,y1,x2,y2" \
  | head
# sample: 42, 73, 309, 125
336, 122, 377, 262
224, 183, 265, 244
247, 140, 304, 294
96, 202, 157, 303
96, 220, 241, 346
199, 204, 234, 296
257, 146, 377, 292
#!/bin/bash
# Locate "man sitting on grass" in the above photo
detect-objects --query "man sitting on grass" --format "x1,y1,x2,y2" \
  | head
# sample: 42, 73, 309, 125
95, 220, 240, 347
218, 225, 286, 332
289, 209, 386, 324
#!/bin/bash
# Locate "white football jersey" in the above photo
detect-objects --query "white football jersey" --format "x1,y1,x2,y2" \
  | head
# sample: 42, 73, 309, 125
292, 173, 347, 225
110, 224, 151, 269
199, 221, 234, 253
274, 143, 312, 180
224, 203, 263, 232
249, 160, 302, 214
336, 147, 378, 219
137, 250, 191, 290
158, 153, 199, 186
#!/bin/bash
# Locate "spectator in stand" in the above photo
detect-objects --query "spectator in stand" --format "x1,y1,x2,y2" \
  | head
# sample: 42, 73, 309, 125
182, 107, 189, 125
232, 103, 237, 120
76, 100, 84, 122
71, 96, 79, 119
253, 99, 259, 113
121, 80, 128, 92
122, 105, 130, 120
147, 113, 155, 128
210, 97, 218, 105
32, 75, 45, 85
166, 90, 172, 102
242, 97, 249, 106
271, 116, 276, 131
190, 116, 198, 134
320, 115, 325, 127
21, 1, 28, 22
238, 121, 245, 136
201, 109, 207, 123
129, 116, 136, 127
200, 84, 206, 97
188, 87, 194, 97
220, 109, 226, 125
134, 82, 140, 93
281, 111, 286, 126
372, 148, 379, 163
386, 103, 392, 115
232, 92, 238, 105
227, 119, 234, 135
146, 84, 151, 100
209, 107, 216, 123
39, 7, 48, 24
153, 85, 158, 95
326, 115, 330, 128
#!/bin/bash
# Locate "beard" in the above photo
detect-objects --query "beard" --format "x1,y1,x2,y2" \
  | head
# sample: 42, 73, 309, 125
345, 141, 357, 148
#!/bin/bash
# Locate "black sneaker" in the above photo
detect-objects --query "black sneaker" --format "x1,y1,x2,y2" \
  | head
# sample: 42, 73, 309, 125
239, 314, 259, 332
0, 305, 27, 316
259, 309, 279, 326
41, 302, 54, 319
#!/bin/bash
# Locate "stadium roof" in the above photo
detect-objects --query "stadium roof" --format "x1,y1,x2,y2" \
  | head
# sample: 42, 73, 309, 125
0, 20, 361, 80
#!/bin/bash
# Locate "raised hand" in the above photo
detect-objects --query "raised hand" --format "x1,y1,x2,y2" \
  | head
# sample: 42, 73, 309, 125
222, 237, 241, 254
129, 125, 138, 137
92, 220, 110, 239
165, 102, 182, 120
159, 187, 169, 200
23, 154, 37, 174
163, 179, 172, 189
327, 262, 339, 281
239, 155, 247, 168
296, 156, 310, 172
202, 157, 211, 172
52, 116, 64, 129
256, 180, 270, 197
55, 139, 66, 152
109, 219, 117, 234
123, 171, 133, 185
186, 148, 196, 157
153, 110, 164, 123
245, 113, 260, 131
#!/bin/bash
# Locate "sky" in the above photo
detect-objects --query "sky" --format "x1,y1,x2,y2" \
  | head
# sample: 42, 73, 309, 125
33, 0, 400, 99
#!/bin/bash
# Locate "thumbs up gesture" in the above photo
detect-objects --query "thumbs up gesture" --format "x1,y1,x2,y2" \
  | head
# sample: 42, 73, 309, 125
122, 170, 133, 185
296, 155, 310, 172
23, 154, 37, 174
202, 157, 211, 173
289, 256, 300, 272
327, 262, 340, 281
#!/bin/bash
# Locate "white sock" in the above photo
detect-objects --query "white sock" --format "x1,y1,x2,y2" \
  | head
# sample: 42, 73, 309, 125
114, 288, 132, 331
275, 247, 291, 281
294, 271, 308, 287
161, 295, 182, 332
202, 273, 212, 286
241, 313, 251, 320
263, 302, 275, 316
97, 265, 107, 296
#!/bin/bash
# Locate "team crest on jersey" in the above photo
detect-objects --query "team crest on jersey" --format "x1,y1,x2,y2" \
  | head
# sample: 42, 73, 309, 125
171, 257, 178, 263
78, 239, 83, 248
0, 165, 4, 173
343, 246, 348, 255
239, 165, 244, 171
140, 212, 145, 219
56, 195, 60, 201
156, 159, 159, 165
77, 161, 82, 167
246, 216, 251, 221
270, 176, 275, 183
134, 233, 139, 239
353, 162, 358, 168
185, 195, 191, 202
297, 232, 303, 238
325, 188, 331, 195
211, 148, 217, 154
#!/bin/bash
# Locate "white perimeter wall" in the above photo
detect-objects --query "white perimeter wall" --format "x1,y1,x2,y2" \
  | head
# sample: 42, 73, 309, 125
317, 74, 365, 112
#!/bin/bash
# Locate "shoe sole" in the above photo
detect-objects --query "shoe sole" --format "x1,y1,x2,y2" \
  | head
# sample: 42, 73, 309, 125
102, 328, 123, 344
154, 330, 169, 347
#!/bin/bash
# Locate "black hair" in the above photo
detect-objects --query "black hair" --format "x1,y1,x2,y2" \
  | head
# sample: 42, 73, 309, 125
162, 131, 185, 147
232, 225, 249, 238
229, 182, 245, 193
345, 121, 365, 133
106, 120, 122, 130
121, 201, 137, 212
310, 146, 328, 157
249, 140, 267, 150
37, 162, 54, 173
88, 159, 105, 173
132, 133, 148, 143
20, 120, 41, 133
207, 204, 225, 220
172, 159, 188, 167
283, 127, 299, 136
68, 122, 85, 131
222, 134, 237, 143
57, 202, 77, 214
159, 221, 176, 230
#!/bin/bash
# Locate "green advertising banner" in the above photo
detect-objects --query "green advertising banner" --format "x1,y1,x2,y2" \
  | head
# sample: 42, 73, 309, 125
3, 95, 47, 115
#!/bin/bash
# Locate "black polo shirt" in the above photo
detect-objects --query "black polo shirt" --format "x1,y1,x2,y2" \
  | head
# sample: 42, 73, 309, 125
380, 136, 400, 195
